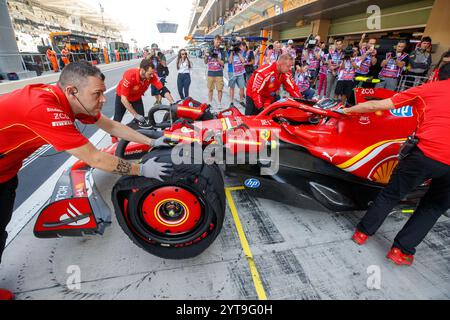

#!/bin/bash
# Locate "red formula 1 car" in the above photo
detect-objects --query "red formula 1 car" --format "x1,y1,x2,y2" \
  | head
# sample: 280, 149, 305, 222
34, 88, 424, 259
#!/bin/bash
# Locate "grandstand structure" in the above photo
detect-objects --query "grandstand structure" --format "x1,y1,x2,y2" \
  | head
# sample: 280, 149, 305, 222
7, 0, 123, 52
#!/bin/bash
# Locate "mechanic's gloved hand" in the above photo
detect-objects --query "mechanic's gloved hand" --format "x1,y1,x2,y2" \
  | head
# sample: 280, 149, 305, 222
140, 158, 173, 181
134, 114, 147, 124
150, 136, 179, 148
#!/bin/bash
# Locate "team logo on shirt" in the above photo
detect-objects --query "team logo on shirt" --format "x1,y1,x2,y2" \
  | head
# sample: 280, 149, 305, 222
133, 85, 140, 91
390, 106, 413, 118
52, 120, 73, 127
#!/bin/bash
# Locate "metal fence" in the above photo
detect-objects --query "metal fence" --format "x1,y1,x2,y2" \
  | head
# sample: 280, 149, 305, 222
396, 74, 431, 92
0, 52, 141, 79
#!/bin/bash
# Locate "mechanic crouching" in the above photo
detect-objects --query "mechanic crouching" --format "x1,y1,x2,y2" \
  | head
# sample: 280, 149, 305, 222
0, 62, 175, 300
245, 54, 302, 116
343, 63, 450, 266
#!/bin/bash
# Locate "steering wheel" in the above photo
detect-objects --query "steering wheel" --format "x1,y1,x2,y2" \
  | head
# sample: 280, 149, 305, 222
147, 103, 179, 129
115, 129, 163, 160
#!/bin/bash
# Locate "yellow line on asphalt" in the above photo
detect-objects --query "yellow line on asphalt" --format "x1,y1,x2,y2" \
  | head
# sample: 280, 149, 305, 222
225, 186, 268, 300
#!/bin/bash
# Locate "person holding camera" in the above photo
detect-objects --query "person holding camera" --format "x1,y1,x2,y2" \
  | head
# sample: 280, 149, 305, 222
295, 62, 315, 100
204, 35, 225, 108
356, 33, 378, 80
342, 63, 450, 266
335, 46, 361, 104
228, 42, 247, 105
326, 38, 344, 98
376, 40, 409, 91
302, 35, 322, 83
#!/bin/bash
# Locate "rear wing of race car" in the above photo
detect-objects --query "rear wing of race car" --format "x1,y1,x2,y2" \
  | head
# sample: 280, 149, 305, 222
34, 167, 112, 238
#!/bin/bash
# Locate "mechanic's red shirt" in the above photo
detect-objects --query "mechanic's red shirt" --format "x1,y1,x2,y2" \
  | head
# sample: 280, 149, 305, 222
0, 84, 100, 183
116, 68, 163, 102
246, 62, 302, 109
390, 79, 450, 166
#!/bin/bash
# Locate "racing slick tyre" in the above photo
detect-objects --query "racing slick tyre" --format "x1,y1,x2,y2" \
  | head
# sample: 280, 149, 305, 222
112, 146, 226, 259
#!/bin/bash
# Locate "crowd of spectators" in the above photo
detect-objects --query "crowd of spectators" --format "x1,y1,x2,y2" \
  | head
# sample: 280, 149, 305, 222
196, 33, 448, 108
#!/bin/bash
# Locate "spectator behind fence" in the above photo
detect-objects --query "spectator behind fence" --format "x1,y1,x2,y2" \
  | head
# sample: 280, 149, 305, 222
376, 40, 409, 91
406, 36, 433, 87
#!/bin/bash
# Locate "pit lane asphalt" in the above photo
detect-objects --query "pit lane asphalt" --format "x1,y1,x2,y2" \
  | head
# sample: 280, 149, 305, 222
1, 56, 449, 300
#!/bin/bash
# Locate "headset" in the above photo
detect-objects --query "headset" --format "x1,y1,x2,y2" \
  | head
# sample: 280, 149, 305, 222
71, 87, 95, 117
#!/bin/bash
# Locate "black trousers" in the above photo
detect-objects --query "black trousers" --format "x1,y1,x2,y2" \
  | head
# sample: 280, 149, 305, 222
113, 95, 145, 123
357, 147, 450, 255
245, 96, 263, 116
177, 73, 191, 100
0, 176, 18, 264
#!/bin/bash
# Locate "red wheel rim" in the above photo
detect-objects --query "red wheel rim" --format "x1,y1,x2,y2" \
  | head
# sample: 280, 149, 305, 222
141, 186, 202, 235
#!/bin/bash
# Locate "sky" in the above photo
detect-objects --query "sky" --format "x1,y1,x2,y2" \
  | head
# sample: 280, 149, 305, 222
81, 0, 194, 50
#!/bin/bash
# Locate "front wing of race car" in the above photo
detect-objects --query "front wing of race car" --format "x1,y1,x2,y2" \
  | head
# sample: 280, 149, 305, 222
34, 167, 112, 238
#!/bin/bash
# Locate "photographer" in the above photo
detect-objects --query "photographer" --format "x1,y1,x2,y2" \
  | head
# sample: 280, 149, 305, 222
302, 35, 322, 83
344, 63, 450, 266
356, 33, 378, 81
335, 46, 361, 104
228, 41, 247, 105
204, 35, 225, 108
376, 40, 409, 91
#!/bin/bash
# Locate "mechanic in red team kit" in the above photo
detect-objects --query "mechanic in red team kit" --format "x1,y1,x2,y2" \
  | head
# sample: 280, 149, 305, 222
245, 54, 302, 116
0, 62, 175, 300
114, 58, 175, 125
345, 63, 450, 266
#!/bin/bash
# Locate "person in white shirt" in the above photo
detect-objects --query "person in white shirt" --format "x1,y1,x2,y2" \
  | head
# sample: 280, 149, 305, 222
176, 49, 193, 99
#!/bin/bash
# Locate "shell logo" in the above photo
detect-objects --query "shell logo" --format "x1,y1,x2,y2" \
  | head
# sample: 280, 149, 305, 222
368, 158, 399, 184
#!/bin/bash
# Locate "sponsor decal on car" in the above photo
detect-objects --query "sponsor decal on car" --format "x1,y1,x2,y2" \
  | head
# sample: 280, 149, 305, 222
390, 106, 413, 118
244, 178, 261, 189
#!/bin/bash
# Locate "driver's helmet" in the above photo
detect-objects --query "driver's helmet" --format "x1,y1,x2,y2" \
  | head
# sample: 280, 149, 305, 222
315, 98, 339, 110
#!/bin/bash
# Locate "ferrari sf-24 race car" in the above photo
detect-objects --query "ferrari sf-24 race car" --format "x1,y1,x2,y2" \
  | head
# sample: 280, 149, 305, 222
33, 86, 424, 259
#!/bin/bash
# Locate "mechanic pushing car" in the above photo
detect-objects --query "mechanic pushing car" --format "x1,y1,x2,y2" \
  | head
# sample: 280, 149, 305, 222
0, 61, 175, 300
113, 59, 175, 127
245, 53, 302, 116
343, 63, 450, 266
